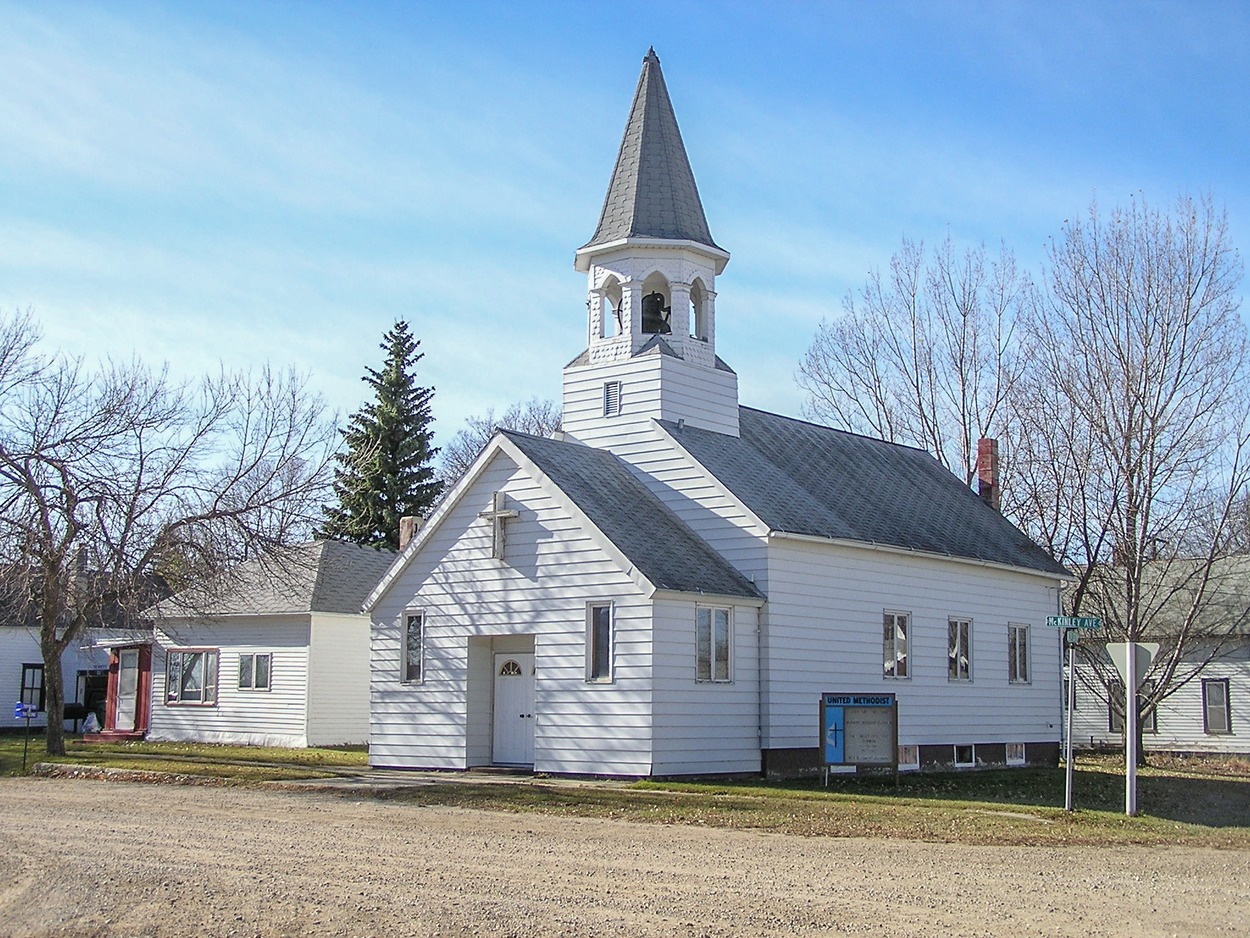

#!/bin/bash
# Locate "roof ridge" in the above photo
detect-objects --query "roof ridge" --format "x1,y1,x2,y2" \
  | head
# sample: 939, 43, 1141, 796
737, 405, 935, 456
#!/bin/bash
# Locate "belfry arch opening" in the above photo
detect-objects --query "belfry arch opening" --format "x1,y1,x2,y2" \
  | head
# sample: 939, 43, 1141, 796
690, 278, 708, 340
640, 272, 672, 335
599, 277, 622, 338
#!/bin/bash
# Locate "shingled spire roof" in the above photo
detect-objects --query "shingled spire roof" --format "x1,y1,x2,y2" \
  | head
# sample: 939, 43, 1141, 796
582, 48, 720, 251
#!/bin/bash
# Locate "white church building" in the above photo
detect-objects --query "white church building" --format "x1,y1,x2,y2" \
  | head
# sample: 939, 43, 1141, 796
364, 49, 1070, 777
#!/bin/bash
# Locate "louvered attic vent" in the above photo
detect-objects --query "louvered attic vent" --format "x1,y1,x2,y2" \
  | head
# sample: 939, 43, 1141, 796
603, 381, 622, 417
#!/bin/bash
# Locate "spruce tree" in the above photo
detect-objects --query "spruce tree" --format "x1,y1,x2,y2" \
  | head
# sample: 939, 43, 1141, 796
320, 321, 443, 549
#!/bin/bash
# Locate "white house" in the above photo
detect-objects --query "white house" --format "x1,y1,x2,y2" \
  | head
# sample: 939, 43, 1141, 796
1, 624, 111, 731
365, 49, 1071, 778
91, 540, 394, 748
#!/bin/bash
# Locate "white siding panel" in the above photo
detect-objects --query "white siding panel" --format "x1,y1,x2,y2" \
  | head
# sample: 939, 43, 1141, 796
306, 613, 370, 746
0, 627, 110, 728
371, 451, 655, 775
148, 616, 311, 747
1070, 647, 1250, 754
764, 539, 1063, 751
651, 600, 761, 775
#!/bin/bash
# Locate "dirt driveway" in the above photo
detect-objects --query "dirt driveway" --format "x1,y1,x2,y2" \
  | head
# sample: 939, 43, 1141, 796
1, 777, 1246, 938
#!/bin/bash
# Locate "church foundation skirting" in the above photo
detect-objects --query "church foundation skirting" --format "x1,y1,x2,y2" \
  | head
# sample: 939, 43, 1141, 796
761, 742, 1060, 779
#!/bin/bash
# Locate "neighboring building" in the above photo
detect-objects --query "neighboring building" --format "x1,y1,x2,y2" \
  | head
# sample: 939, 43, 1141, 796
1068, 556, 1250, 755
91, 540, 394, 747
1, 624, 110, 730
364, 50, 1071, 778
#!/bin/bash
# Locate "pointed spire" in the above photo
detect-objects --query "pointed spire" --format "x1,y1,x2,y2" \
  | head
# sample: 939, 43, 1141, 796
582, 49, 719, 251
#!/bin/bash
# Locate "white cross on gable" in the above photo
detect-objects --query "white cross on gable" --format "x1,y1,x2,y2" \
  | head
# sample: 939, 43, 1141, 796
479, 491, 519, 560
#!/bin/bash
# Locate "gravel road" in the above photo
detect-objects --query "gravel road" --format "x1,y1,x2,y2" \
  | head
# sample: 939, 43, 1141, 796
1, 777, 1246, 937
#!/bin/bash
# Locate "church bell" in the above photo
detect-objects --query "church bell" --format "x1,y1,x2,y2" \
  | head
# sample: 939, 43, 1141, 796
641, 291, 672, 334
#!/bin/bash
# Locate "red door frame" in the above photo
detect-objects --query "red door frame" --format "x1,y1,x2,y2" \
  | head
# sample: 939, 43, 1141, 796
103, 645, 152, 735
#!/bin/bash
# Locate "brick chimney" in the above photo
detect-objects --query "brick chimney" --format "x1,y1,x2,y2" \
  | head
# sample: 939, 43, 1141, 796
398, 515, 424, 551
977, 438, 1000, 512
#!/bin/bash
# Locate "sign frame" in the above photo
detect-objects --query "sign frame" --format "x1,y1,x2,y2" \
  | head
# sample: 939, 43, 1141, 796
819, 693, 899, 784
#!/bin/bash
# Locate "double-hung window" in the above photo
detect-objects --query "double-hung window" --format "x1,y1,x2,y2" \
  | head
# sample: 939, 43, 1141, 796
238, 653, 272, 691
696, 606, 731, 682
166, 649, 219, 705
403, 612, 424, 683
1203, 679, 1231, 734
586, 603, 612, 682
948, 618, 972, 682
1007, 623, 1029, 683
20, 664, 45, 712
883, 611, 909, 679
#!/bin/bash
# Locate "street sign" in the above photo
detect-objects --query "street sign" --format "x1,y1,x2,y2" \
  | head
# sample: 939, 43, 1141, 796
1047, 616, 1102, 630
1106, 642, 1160, 690
13, 701, 33, 720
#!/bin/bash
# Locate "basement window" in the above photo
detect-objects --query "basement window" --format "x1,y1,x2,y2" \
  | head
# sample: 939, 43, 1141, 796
954, 744, 975, 767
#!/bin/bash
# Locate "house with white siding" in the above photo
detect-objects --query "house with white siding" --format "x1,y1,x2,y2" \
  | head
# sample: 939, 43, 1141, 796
365, 49, 1071, 777
1, 624, 111, 731
91, 540, 393, 748
1068, 557, 1249, 755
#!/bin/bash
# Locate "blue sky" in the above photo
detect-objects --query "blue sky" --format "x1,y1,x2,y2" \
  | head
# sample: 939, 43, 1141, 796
2, 1, 1247, 460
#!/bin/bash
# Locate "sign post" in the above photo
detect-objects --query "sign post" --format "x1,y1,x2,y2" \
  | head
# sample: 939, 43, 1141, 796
1106, 641, 1159, 817
1047, 616, 1101, 811
14, 700, 35, 773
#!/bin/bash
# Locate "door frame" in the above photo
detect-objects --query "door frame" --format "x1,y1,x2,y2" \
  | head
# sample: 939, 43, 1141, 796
104, 645, 152, 736
491, 651, 535, 767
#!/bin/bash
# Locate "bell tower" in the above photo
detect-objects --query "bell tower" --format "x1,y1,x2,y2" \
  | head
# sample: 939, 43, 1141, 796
563, 49, 739, 448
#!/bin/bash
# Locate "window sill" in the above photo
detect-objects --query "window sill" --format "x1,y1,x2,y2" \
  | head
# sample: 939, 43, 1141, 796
164, 701, 217, 707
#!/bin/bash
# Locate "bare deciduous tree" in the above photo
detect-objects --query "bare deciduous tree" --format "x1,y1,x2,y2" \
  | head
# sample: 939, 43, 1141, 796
797, 235, 1029, 484
439, 397, 562, 485
0, 312, 337, 755
1018, 194, 1250, 753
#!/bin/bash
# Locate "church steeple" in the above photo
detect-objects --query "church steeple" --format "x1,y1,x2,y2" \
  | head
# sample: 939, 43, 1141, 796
580, 48, 720, 253
563, 49, 740, 447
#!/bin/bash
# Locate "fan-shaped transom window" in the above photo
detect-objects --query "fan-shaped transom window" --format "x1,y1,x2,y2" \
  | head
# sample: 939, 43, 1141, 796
498, 659, 523, 677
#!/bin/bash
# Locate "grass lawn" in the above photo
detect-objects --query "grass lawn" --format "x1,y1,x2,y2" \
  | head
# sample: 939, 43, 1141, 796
3, 734, 1246, 847
0, 734, 366, 783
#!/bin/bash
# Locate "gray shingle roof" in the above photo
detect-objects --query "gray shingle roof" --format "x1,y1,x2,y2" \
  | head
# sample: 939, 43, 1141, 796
503, 430, 763, 599
582, 48, 719, 252
152, 540, 397, 618
660, 408, 1069, 577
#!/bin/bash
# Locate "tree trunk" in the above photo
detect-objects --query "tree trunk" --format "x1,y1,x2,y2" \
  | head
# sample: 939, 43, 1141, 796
41, 630, 66, 757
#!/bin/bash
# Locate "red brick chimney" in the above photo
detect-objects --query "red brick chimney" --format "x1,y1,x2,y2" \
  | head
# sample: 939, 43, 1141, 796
399, 515, 424, 551
977, 438, 1000, 512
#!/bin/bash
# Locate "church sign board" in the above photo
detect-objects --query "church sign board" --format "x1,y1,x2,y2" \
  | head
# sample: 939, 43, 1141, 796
820, 693, 898, 778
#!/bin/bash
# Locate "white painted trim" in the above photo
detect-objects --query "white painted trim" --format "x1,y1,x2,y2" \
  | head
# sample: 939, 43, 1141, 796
767, 530, 1072, 583
584, 601, 614, 684
650, 588, 765, 608
575, 237, 730, 273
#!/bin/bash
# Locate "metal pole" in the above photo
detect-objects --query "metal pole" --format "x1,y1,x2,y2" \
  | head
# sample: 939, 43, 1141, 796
1125, 642, 1138, 817
1064, 631, 1076, 811
21, 709, 31, 773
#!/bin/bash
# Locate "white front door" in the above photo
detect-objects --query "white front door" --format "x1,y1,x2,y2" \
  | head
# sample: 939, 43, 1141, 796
492, 653, 534, 766
115, 649, 139, 732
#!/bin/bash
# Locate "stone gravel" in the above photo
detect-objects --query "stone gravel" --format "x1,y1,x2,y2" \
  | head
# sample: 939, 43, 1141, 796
0, 777, 1246, 937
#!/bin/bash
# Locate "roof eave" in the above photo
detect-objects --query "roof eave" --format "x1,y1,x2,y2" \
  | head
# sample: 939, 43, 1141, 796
767, 530, 1074, 583
574, 237, 730, 273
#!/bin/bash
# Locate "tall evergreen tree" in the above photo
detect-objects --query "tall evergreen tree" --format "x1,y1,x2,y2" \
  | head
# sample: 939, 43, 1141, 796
320, 321, 443, 549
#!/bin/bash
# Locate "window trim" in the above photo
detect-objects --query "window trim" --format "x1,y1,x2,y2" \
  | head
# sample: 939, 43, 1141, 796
237, 652, 273, 692
882, 610, 910, 680
897, 745, 920, 771
948, 617, 973, 682
165, 648, 219, 707
20, 663, 45, 712
603, 381, 622, 417
586, 602, 614, 684
402, 610, 425, 684
1007, 623, 1030, 684
695, 605, 733, 684
954, 744, 976, 767
1203, 678, 1232, 735
1005, 742, 1026, 765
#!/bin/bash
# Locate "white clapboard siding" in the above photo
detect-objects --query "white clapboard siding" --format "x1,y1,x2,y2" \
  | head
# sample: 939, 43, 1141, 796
604, 424, 769, 585
370, 451, 655, 775
563, 353, 739, 448
148, 616, 311, 747
306, 612, 371, 746
650, 599, 761, 775
1069, 646, 1250, 754
764, 538, 1063, 750
0, 626, 109, 728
